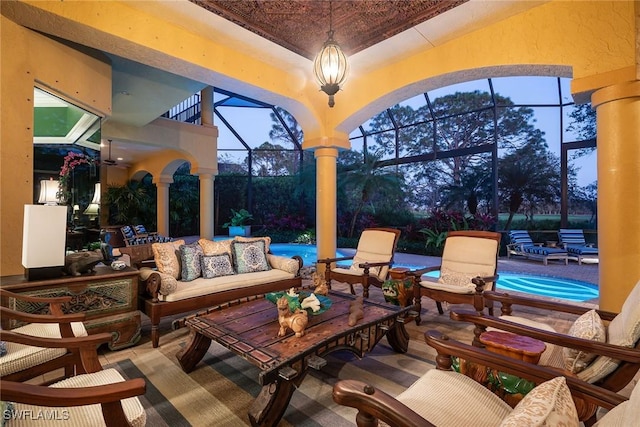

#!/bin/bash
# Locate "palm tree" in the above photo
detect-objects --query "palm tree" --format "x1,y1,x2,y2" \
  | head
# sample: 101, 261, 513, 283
339, 152, 404, 237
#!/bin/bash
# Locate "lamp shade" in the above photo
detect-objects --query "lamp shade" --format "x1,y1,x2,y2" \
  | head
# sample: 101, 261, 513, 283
37, 179, 61, 205
22, 205, 67, 268
90, 182, 101, 204
83, 203, 99, 219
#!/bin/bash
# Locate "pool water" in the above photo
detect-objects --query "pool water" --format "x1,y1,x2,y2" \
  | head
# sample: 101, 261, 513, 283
269, 243, 599, 302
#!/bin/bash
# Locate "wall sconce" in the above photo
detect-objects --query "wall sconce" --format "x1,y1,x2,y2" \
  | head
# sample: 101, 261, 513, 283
83, 182, 100, 220
37, 179, 61, 205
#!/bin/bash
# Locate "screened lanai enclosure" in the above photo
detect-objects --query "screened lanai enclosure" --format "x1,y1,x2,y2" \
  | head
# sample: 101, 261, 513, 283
160, 76, 597, 242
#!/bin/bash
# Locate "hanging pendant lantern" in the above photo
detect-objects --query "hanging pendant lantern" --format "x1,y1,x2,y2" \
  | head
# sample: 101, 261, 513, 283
313, 2, 348, 108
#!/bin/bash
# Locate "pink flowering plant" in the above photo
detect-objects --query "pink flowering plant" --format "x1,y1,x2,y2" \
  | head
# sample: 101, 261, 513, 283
58, 151, 97, 203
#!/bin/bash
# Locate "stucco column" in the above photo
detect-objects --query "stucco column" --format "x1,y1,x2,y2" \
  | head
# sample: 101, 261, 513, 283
591, 80, 640, 312
201, 86, 214, 126
315, 147, 339, 272
154, 178, 172, 237
199, 173, 215, 240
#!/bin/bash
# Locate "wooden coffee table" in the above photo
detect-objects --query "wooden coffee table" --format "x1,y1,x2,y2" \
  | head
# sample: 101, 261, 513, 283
176, 290, 411, 427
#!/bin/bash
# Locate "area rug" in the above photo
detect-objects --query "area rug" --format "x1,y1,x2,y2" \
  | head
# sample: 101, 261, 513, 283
104, 294, 484, 426
103, 281, 579, 427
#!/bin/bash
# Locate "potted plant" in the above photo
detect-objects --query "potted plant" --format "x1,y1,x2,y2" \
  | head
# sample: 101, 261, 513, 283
223, 209, 253, 237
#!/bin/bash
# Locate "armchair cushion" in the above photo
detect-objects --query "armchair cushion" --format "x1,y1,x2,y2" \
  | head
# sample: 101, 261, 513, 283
348, 229, 397, 280
10, 368, 146, 427
499, 376, 578, 427
0, 322, 87, 377
152, 239, 185, 280
396, 369, 512, 426
579, 279, 640, 383
202, 254, 235, 279
563, 309, 606, 373
441, 235, 499, 278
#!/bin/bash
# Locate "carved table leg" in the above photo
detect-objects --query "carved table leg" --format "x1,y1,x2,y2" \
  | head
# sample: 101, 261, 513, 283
176, 330, 212, 373
385, 321, 409, 353
248, 366, 307, 426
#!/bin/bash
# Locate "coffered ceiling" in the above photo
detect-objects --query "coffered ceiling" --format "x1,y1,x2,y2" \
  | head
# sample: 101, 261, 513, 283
191, 0, 468, 59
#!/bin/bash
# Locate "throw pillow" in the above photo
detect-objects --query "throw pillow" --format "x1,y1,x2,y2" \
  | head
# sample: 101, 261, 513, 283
266, 254, 300, 275
349, 254, 382, 277
438, 267, 481, 291
202, 253, 235, 279
563, 309, 606, 373
0, 340, 6, 357
499, 376, 578, 427
152, 239, 185, 280
198, 238, 233, 256
179, 243, 203, 282
232, 240, 270, 274
234, 236, 271, 253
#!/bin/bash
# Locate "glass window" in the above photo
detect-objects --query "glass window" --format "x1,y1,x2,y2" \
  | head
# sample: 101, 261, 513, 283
492, 76, 561, 105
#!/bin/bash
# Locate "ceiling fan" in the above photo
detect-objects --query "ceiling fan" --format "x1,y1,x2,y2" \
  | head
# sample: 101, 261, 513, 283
102, 139, 117, 166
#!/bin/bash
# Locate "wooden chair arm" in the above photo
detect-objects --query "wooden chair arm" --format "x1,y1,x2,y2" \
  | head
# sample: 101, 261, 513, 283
0, 306, 86, 324
317, 256, 354, 264
425, 330, 626, 410
407, 266, 441, 277
450, 310, 640, 362
333, 379, 435, 427
0, 289, 72, 304
0, 330, 113, 349
1, 377, 146, 407
482, 291, 618, 320
358, 261, 393, 269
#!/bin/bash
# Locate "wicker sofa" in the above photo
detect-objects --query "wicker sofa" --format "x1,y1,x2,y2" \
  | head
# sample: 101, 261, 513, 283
137, 237, 302, 347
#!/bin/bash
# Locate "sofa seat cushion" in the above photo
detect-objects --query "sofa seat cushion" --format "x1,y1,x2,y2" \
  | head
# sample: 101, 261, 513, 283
0, 322, 87, 377
160, 269, 296, 302
9, 368, 146, 427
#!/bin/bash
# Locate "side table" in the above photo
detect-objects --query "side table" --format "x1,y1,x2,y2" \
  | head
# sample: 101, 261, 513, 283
1, 266, 141, 350
479, 330, 546, 364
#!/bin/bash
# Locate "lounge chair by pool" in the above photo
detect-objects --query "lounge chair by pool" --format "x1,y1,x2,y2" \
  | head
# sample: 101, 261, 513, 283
558, 228, 599, 265
507, 230, 569, 265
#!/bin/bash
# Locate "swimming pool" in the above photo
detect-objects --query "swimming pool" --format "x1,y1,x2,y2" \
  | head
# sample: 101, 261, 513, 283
269, 243, 599, 302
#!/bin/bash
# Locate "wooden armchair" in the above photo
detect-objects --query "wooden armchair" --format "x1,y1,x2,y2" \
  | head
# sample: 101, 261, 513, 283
409, 230, 501, 324
450, 280, 640, 395
0, 331, 146, 427
318, 227, 401, 297
0, 289, 88, 383
333, 330, 630, 427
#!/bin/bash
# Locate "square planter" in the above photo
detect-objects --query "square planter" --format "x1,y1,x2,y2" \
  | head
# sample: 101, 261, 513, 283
228, 225, 251, 237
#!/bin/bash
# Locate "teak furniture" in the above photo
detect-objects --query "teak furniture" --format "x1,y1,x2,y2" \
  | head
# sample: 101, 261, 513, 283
479, 330, 546, 364
1, 266, 141, 350
177, 290, 412, 427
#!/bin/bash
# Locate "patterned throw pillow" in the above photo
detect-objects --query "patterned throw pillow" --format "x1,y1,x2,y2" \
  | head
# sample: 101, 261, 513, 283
202, 253, 235, 279
0, 340, 6, 357
198, 238, 233, 256
232, 240, 270, 274
349, 254, 382, 277
438, 267, 481, 290
234, 236, 271, 253
499, 376, 578, 427
179, 243, 203, 282
152, 239, 185, 280
563, 309, 606, 373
